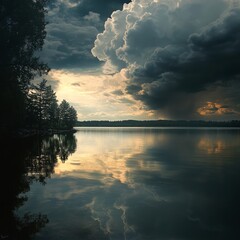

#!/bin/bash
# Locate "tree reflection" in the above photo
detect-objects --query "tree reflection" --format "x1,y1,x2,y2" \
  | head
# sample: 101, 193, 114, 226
57, 134, 77, 162
0, 133, 77, 239
26, 133, 77, 183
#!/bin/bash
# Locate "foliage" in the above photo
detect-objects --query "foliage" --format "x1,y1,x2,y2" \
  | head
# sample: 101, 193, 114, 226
26, 79, 58, 128
0, 0, 49, 86
27, 79, 77, 130
59, 100, 78, 130
0, 1, 78, 132
0, 0, 49, 131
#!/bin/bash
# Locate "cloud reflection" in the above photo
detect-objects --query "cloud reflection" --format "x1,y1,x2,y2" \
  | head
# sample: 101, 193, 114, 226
198, 138, 225, 154
54, 128, 166, 186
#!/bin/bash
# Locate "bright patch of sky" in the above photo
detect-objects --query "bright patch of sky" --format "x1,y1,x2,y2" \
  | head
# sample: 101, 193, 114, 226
49, 68, 157, 120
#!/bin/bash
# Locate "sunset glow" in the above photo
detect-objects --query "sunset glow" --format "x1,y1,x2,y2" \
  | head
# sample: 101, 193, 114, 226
48, 69, 158, 120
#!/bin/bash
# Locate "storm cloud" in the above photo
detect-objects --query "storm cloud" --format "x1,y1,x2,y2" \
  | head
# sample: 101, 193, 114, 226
92, 0, 240, 119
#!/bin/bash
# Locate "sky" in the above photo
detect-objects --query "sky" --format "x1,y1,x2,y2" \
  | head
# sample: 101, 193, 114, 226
41, 0, 240, 120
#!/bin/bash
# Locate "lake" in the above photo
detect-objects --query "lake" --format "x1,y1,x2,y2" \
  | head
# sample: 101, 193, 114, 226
2, 127, 240, 240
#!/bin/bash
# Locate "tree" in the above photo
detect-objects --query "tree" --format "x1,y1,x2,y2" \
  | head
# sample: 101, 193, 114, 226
59, 100, 78, 129
0, 0, 49, 131
0, 0, 49, 86
27, 79, 58, 129
46, 88, 59, 129
68, 106, 78, 129
26, 80, 77, 130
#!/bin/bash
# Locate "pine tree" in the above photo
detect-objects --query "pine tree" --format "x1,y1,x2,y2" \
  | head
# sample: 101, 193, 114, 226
58, 100, 77, 129
26, 80, 77, 130
27, 79, 58, 129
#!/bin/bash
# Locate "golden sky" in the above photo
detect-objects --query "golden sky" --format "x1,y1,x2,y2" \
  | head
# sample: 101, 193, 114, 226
49, 68, 158, 120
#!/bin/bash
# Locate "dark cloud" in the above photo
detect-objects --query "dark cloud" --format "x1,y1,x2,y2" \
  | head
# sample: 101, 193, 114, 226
118, 97, 135, 105
71, 82, 85, 87
111, 89, 124, 96
42, 23, 100, 69
74, 0, 131, 20
41, 0, 130, 69
130, 7, 240, 118
92, 0, 240, 119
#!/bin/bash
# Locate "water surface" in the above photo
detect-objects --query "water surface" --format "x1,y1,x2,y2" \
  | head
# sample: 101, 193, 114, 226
7, 128, 240, 239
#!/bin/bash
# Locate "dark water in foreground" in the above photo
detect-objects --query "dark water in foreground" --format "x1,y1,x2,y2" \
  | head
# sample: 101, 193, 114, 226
1, 127, 240, 240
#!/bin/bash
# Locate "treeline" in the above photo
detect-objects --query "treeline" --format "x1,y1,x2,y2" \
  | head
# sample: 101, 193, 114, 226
0, 0, 77, 135
26, 79, 77, 130
76, 120, 240, 127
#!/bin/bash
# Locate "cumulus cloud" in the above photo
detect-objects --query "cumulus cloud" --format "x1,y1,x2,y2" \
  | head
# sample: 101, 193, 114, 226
92, 0, 240, 119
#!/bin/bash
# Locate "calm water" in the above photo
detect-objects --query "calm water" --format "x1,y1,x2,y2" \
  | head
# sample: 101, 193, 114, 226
2, 128, 240, 240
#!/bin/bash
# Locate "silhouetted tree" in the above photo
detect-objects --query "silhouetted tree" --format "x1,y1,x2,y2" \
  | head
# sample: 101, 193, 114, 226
0, 0, 49, 132
26, 80, 77, 130
46, 87, 59, 128
27, 79, 58, 129
59, 100, 77, 129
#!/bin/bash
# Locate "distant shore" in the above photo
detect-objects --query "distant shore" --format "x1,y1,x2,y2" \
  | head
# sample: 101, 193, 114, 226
75, 120, 240, 128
